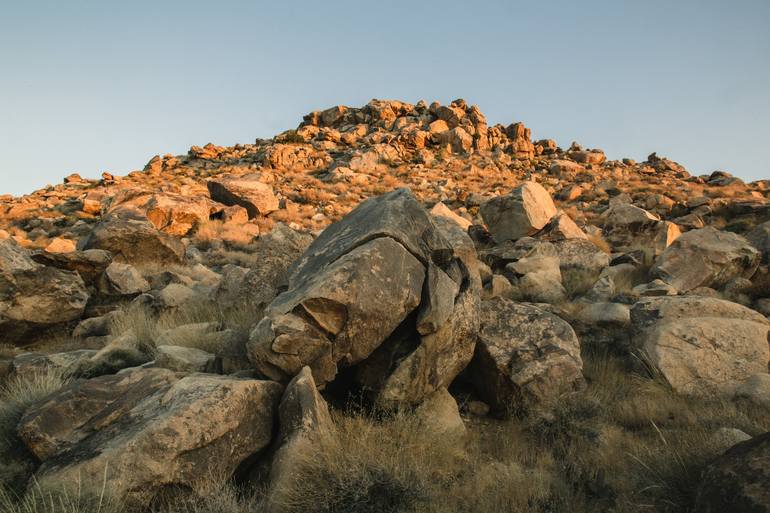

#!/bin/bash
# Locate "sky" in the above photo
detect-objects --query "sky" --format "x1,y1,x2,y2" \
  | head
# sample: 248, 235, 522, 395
1, 0, 769, 196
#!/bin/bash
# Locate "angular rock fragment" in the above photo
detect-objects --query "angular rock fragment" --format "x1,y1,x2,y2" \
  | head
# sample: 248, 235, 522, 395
480, 182, 557, 243
248, 189, 479, 407
1, 238, 89, 344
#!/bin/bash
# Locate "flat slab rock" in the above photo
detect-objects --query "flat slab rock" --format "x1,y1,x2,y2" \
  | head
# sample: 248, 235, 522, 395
17, 368, 283, 505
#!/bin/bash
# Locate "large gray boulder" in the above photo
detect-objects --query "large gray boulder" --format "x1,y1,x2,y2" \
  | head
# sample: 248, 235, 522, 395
602, 202, 680, 258
651, 227, 759, 292
695, 431, 770, 513
18, 369, 282, 506
248, 189, 479, 407
480, 181, 557, 243
467, 298, 584, 415
1, 239, 89, 344
631, 296, 770, 396
80, 210, 185, 264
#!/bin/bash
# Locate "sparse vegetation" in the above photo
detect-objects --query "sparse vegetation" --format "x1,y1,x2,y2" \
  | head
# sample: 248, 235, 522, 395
255, 350, 770, 513
0, 369, 69, 494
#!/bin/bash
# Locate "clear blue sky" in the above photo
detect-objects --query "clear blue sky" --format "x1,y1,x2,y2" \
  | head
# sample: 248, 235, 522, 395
1, 0, 769, 196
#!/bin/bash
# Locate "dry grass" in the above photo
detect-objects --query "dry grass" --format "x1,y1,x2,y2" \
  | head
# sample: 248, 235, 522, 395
585, 231, 612, 254
192, 220, 259, 249
107, 298, 258, 355
0, 477, 121, 513
4, 320, 769, 513
0, 370, 69, 449
0, 369, 70, 494
264, 349, 770, 513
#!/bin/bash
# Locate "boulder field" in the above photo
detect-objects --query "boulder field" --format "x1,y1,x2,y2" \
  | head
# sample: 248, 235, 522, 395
2, 98, 770, 511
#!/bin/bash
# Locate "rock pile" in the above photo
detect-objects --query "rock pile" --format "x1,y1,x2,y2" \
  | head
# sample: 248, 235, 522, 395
2, 98, 770, 510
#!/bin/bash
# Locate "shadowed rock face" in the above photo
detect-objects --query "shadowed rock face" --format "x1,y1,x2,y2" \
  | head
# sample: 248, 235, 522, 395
467, 297, 584, 415
695, 432, 770, 513
17, 369, 283, 507
248, 188, 480, 407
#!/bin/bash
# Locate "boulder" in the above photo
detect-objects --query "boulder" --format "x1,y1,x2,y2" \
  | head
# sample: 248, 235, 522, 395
651, 227, 759, 292
215, 224, 313, 310
602, 203, 680, 258
248, 189, 479, 407
480, 182, 557, 243
31, 249, 112, 285
631, 296, 770, 396
9, 350, 97, 379
155, 345, 218, 373
44, 237, 76, 254
18, 369, 283, 506
414, 387, 465, 439
694, 432, 770, 513
430, 202, 472, 231
552, 238, 611, 294
734, 374, 770, 409
266, 367, 334, 510
207, 174, 279, 218
99, 262, 150, 296
538, 212, 587, 240
142, 193, 212, 236
467, 298, 584, 415
1, 239, 89, 344
80, 211, 185, 264
250, 236, 424, 385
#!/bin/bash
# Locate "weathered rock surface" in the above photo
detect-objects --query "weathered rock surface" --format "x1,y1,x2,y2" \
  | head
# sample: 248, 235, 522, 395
480, 182, 558, 243
651, 227, 759, 292
31, 249, 112, 285
467, 298, 584, 414
695, 431, 770, 513
248, 189, 479, 407
631, 296, 770, 395
155, 345, 218, 373
1, 239, 89, 344
215, 223, 313, 310
80, 211, 185, 264
266, 366, 334, 511
207, 174, 279, 218
18, 369, 283, 505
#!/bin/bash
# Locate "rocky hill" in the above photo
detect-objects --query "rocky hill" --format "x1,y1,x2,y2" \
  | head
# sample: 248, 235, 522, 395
2, 99, 770, 513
